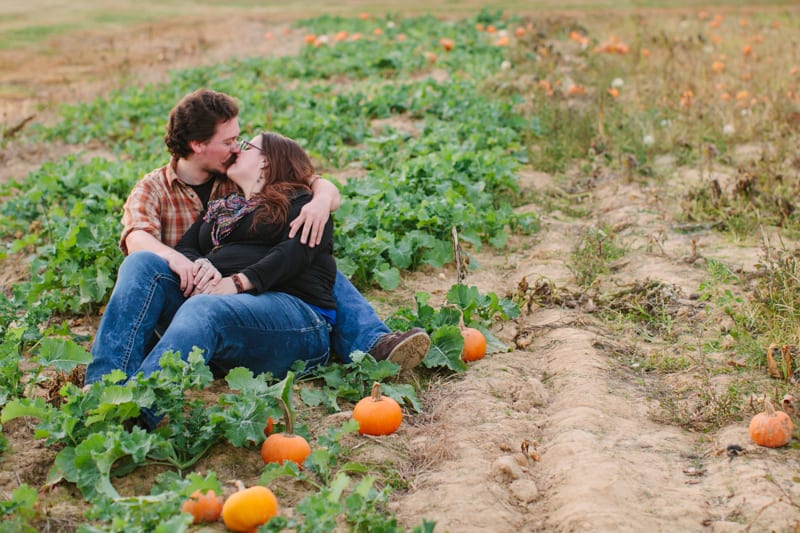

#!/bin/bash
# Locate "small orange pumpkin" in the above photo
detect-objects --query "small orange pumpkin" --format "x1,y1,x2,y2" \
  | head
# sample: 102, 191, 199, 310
461, 327, 487, 362
749, 398, 794, 448
261, 400, 311, 466
181, 489, 223, 524
352, 382, 402, 436
222, 482, 279, 533
261, 433, 311, 466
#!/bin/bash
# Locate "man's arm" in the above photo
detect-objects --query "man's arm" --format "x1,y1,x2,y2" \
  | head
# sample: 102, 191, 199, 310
313, 177, 341, 212
126, 229, 179, 258
125, 229, 197, 296
288, 177, 341, 248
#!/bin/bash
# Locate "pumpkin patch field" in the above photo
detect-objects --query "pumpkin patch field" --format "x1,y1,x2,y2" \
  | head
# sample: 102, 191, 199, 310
2, 2, 800, 531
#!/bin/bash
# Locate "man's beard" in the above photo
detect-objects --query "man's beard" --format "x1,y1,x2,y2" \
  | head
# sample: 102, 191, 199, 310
222, 153, 238, 171
205, 154, 237, 177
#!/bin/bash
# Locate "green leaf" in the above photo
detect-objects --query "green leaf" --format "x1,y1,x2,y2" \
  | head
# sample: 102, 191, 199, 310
35, 337, 93, 372
225, 367, 272, 395
380, 382, 423, 412
216, 397, 272, 447
373, 266, 401, 291
488, 229, 508, 248
153, 514, 191, 533
1, 398, 49, 423
446, 284, 480, 311
299, 387, 329, 408
422, 325, 466, 372
84, 384, 142, 426
327, 472, 352, 503
420, 239, 452, 268
259, 461, 303, 486
484, 329, 509, 355
387, 237, 413, 269
0, 484, 38, 519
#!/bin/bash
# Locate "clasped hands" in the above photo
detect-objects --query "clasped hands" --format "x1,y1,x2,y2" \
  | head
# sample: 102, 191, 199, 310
190, 258, 244, 296
168, 252, 241, 297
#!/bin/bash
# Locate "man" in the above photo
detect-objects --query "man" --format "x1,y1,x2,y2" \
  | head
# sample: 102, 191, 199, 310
85, 89, 429, 385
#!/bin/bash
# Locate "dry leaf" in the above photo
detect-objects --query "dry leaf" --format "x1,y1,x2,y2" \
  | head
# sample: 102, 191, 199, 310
781, 345, 794, 380
766, 343, 781, 378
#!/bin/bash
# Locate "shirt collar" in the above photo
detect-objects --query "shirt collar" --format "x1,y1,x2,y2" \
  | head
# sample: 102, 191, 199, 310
166, 158, 181, 186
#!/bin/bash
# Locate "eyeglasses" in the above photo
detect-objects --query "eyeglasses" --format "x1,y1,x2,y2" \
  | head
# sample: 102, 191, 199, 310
238, 139, 261, 152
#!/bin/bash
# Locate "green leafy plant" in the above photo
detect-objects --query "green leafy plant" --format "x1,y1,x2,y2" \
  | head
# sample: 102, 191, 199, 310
302, 355, 421, 413
569, 225, 627, 287
388, 284, 519, 371
80, 471, 221, 533
0, 484, 39, 533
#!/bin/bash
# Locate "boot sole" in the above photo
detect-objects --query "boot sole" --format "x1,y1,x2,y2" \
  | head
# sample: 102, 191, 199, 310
387, 331, 431, 371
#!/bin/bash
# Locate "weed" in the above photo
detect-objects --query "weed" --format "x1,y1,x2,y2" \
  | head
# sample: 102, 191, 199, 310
750, 242, 800, 345
653, 371, 748, 432
568, 224, 627, 287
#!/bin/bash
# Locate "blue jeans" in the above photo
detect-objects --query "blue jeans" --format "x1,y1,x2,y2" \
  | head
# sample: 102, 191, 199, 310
330, 270, 389, 362
85, 251, 186, 384
86, 251, 388, 384
139, 291, 332, 380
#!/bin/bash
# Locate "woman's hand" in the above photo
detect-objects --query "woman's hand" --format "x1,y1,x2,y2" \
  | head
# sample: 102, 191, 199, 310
197, 276, 238, 295
190, 258, 222, 295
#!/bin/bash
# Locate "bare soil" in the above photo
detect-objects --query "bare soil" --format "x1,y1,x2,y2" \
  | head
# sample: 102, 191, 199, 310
2, 10, 800, 533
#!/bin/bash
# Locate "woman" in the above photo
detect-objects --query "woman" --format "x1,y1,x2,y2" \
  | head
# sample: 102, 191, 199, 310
86, 132, 336, 402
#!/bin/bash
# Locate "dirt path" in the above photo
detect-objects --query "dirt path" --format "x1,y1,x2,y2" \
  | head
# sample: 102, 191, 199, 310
394, 163, 800, 532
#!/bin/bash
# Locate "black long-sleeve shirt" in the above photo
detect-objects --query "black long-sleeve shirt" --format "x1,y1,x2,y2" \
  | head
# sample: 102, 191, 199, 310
176, 191, 336, 310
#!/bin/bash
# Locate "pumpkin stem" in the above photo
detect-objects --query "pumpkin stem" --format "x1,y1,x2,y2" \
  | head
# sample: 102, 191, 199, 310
276, 371, 298, 436
764, 397, 777, 416
278, 397, 295, 435
443, 303, 466, 330
370, 381, 384, 402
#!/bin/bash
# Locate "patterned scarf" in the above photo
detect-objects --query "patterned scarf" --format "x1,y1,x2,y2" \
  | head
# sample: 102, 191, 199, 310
204, 192, 260, 247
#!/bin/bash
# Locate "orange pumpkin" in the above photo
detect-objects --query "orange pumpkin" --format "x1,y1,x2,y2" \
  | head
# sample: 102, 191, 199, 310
181, 489, 223, 524
461, 327, 487, 362
353, 382, 402, 436
749, 398, 794, 448
222, 482, 279, 533
439, 37, 455, 51
261, 433, 311, 466
261, 400, 311, 466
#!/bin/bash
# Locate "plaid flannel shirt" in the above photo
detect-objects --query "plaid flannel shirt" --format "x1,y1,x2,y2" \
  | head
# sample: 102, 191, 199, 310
119, 159, 239, 254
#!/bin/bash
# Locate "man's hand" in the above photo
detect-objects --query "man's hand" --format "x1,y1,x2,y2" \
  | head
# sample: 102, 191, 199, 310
166, 251, 197, 297
288, 177, 340, 247
190, 258, 221, 295
288, 200, 330, 248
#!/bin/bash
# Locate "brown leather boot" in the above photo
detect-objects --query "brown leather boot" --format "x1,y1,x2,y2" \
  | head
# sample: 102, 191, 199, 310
369, 328, 430, 371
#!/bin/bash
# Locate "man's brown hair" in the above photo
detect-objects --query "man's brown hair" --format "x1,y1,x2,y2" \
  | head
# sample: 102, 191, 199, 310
164, 89, 239, 159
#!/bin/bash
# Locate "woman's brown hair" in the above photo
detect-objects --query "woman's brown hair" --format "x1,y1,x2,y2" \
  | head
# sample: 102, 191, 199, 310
250, 132, 313, 227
